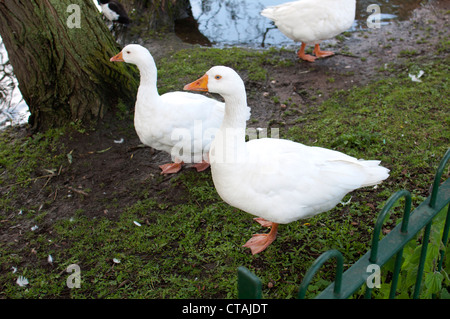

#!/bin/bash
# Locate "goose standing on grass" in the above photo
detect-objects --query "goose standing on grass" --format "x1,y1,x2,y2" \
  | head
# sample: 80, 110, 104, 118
184, 66, 389, 255
110, 45, 227, 174
261, 0, 356, 62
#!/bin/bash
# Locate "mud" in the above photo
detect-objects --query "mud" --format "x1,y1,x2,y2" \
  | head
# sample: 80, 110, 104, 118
1, 0, 448, 275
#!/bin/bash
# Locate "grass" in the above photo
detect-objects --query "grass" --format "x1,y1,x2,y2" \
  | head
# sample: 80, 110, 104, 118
285, 57, 449, 194
156, 46, 293, 93
0, 45, 449, 299
0, 128, 66, 187
0, 128, 67, 215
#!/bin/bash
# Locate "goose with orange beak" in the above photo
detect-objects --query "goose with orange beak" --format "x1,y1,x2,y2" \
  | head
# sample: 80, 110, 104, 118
110, 44, 226, 174
184, 66, 389, 255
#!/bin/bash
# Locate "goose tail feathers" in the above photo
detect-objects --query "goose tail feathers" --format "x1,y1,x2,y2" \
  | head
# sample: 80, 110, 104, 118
358, 160, 390, 187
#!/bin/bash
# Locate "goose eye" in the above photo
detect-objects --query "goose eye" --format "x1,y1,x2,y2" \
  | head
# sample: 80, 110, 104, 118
126, 51, 131, 54
215, 75, 222, 80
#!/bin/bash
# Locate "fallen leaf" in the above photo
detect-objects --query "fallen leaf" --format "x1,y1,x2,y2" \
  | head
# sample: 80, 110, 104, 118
67, 150, 73, 164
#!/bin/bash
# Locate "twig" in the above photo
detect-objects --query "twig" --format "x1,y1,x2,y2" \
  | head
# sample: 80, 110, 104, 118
335, 52, 360, 58
67, 186, 89, 197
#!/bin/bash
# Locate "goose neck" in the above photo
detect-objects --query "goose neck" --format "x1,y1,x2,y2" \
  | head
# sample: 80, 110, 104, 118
136, 59, 160, 100
221, 90, 248, 131
138, 61, 157, 87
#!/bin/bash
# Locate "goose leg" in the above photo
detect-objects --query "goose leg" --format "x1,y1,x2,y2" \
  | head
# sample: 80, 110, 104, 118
159, 162, 183, 174
313, 44, 334, 59
243, 221, 279, 255
253, 217, 273, 228
297, 43, 317, 62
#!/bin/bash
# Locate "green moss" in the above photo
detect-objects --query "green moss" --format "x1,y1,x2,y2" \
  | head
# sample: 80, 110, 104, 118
156, 47, 289, 93
0, 127, 67, 188
0, 43, 448, 299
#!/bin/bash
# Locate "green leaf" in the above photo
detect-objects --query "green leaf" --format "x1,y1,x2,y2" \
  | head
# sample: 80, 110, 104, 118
440, 288, 450, 299
424, 272, 443, 294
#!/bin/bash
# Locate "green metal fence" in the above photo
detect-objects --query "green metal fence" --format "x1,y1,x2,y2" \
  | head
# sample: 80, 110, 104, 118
238, 148, 450, 299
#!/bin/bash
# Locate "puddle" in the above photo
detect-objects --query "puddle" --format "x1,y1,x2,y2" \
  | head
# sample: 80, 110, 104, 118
178, 0, 424, 47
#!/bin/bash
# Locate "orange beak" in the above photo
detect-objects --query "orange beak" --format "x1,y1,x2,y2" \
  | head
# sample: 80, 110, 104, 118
183, 74, 209, 92
110, 51, 124, 62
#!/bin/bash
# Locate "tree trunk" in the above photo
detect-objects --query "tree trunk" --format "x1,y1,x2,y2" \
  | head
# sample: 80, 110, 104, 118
0, 0, 138, 131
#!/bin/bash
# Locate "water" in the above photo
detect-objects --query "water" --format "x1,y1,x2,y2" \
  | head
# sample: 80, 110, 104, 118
186, 0, 423, 47
0, 39, 30, 129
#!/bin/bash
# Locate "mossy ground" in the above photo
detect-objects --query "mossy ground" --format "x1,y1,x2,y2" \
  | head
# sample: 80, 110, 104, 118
0, 4, 449, 299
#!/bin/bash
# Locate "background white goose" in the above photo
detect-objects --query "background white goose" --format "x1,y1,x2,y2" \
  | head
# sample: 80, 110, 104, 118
261, 0, 356, 62
184, 66, 390, 255
110, 44, 225, 174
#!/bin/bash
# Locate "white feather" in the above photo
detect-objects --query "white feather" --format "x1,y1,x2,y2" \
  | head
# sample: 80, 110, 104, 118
100, 3, 120, 22
16, 276, 29, 287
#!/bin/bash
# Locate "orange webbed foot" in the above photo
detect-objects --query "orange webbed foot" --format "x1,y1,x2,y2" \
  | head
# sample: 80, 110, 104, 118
191, 161, 210, 172
159, 162, 183, 175
297, 42, 317, 62
313, 44, 335, 59
243, 222, 278, 255
297, 52, 317, 62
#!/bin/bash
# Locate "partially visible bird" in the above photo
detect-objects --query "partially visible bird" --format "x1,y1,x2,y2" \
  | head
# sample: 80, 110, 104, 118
261, 0, 356, 62
97, 0, 131, 25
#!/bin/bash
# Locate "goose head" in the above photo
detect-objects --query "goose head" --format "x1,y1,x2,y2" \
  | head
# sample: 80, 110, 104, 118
184, 66, 245, 99
184, 66, 250, 129
110, 44, 153, 67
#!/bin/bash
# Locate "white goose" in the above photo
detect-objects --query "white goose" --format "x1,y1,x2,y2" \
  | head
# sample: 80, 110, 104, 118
261, 0, 356, 62
110, 44, 225, 174
184, 66, 390, 255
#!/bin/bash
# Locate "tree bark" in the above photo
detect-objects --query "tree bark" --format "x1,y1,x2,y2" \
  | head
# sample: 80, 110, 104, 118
0, 0, 139, 131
